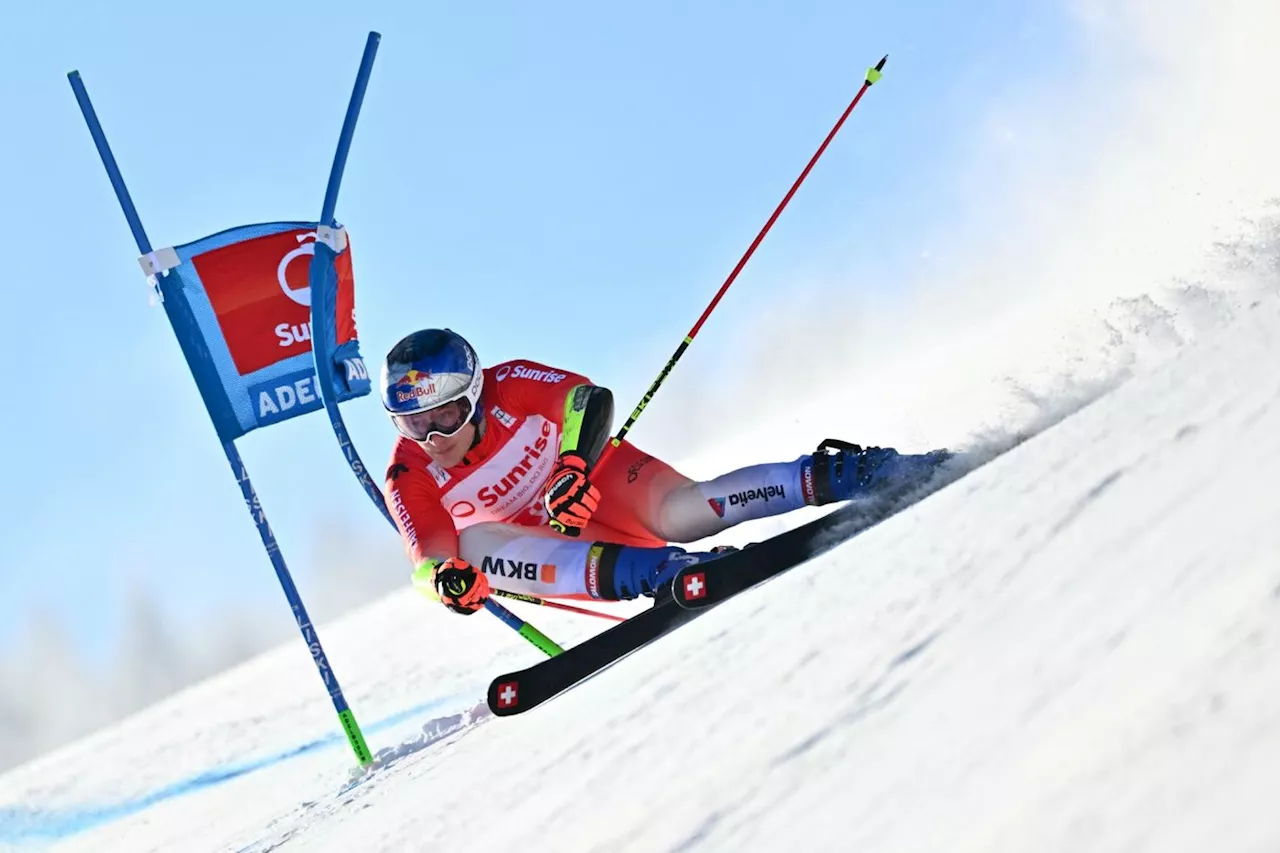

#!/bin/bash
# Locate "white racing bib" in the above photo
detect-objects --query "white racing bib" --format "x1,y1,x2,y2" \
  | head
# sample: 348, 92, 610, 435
440, 416, 559, 527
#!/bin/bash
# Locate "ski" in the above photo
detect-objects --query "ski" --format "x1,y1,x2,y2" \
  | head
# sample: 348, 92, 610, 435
672, 495, 904, 609
488, 454, 974, 715
486, 597, 704, 716
485, 502, 878, 716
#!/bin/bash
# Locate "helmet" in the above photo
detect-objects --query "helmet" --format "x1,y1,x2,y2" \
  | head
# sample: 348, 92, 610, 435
380, 329, 484, 442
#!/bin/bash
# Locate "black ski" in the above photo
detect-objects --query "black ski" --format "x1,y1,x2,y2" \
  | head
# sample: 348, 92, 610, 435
485, 503, 877, 716
488, 502, 906, 714
486, 598, 704, 716
487, 455, 973, 714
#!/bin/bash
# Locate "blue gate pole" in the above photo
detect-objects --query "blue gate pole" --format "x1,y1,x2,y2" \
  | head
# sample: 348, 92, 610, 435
68, 69, 373, 765
310, 33, 396, 531
307, 33, 562, 655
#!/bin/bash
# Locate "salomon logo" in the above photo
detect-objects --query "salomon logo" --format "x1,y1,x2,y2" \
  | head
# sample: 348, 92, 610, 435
801, 461, 816, 504
586, 545, 604, 599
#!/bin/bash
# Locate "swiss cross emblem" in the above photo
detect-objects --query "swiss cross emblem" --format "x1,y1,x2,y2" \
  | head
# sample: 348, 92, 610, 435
683, 572, 707, 600
497, 681, 519, 708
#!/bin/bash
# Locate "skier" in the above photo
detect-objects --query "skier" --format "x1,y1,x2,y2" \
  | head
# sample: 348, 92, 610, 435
381, 328, 947, 615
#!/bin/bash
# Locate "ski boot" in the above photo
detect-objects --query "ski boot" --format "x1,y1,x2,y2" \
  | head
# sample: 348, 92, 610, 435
808, 438, 951, 504
596, 543, 730, 603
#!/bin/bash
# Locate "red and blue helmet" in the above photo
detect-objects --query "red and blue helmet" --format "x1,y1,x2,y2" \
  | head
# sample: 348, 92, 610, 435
380, 329, 484, 442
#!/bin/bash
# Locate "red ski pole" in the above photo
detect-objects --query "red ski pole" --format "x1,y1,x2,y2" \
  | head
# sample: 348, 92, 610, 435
595, 56, 888, 475
491, 589, 626, 622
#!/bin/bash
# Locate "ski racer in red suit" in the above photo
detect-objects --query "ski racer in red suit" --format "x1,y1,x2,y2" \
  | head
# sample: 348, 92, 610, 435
380, 329, 948, 614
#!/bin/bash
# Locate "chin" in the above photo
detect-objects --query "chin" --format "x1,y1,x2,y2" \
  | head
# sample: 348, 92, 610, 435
419, 429, 472, 467
421, 444, 462, 466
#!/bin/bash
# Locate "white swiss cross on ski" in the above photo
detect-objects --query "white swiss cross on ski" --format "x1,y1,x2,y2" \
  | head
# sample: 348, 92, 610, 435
497, 681, 519, 708
683, 572, 706, 600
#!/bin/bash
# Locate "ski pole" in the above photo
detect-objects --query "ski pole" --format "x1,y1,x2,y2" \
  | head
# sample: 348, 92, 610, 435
492, 589, 626, 622
595, 56, 887, 475
483, 599, 565, 656
412, 565, 570, 655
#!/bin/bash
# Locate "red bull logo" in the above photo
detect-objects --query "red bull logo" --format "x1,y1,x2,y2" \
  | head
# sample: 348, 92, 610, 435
394, 369, 436, 404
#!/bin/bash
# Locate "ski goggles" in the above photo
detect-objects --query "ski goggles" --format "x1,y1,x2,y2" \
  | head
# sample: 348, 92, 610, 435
391, 394, 474, 442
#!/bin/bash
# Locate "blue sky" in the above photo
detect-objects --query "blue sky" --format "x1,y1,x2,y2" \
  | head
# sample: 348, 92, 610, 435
0, 1, 1077, 665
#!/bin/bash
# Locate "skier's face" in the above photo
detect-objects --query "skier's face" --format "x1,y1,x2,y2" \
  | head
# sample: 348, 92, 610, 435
419, 421, 475, 467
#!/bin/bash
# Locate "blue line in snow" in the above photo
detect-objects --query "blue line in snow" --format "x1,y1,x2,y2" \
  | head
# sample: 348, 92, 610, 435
0, 692, 472, 845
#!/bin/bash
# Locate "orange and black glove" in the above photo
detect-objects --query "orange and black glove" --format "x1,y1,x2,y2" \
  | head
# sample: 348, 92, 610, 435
544, 453, 600, 537
432, 558, 491, 615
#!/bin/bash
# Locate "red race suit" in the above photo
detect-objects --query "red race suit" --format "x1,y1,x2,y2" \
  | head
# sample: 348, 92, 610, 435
385, 360, 675, 568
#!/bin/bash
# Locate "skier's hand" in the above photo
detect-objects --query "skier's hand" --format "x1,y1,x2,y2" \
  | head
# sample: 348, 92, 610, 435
544, 453, 600, 537
432, 558, 491, 615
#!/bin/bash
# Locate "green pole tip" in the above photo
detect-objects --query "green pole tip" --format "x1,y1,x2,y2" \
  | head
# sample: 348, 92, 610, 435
866, 55, 888, 84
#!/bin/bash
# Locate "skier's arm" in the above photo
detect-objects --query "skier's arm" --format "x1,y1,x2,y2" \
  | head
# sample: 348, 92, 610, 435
539, 383, 614, 535
386, 458, 497, 612
557, 383, 615, 470
495, 360, 611, 465
385, 462, 459, 575
495, 361, 615, 534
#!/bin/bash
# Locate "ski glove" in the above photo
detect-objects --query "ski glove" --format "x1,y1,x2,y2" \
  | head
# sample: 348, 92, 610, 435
544, 453, 600, 537
432, 558, 491, 615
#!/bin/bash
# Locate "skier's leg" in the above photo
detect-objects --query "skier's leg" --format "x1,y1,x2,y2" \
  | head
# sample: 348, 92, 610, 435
590, 439, 951, 543
457, 441, 948, 602
456, 522, 594, 598
584, 441, 809, 543
575, 445, 694, 546
457, 520, 714, 602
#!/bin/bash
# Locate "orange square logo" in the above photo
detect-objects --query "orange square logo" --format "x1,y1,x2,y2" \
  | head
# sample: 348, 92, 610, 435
540, 564, 556, 584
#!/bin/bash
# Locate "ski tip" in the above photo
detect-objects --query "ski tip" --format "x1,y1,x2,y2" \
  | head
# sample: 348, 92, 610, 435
488, 678, 524, 716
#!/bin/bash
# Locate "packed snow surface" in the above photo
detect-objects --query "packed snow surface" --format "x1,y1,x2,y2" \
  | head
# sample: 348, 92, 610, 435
2, 291, 1278, 851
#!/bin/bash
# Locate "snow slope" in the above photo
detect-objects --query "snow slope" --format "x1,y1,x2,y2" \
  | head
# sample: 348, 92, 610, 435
1, 280, 1277, 851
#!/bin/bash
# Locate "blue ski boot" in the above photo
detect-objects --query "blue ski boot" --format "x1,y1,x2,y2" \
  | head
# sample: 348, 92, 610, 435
807, 438, 951, 504
594, 543, 729, 602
